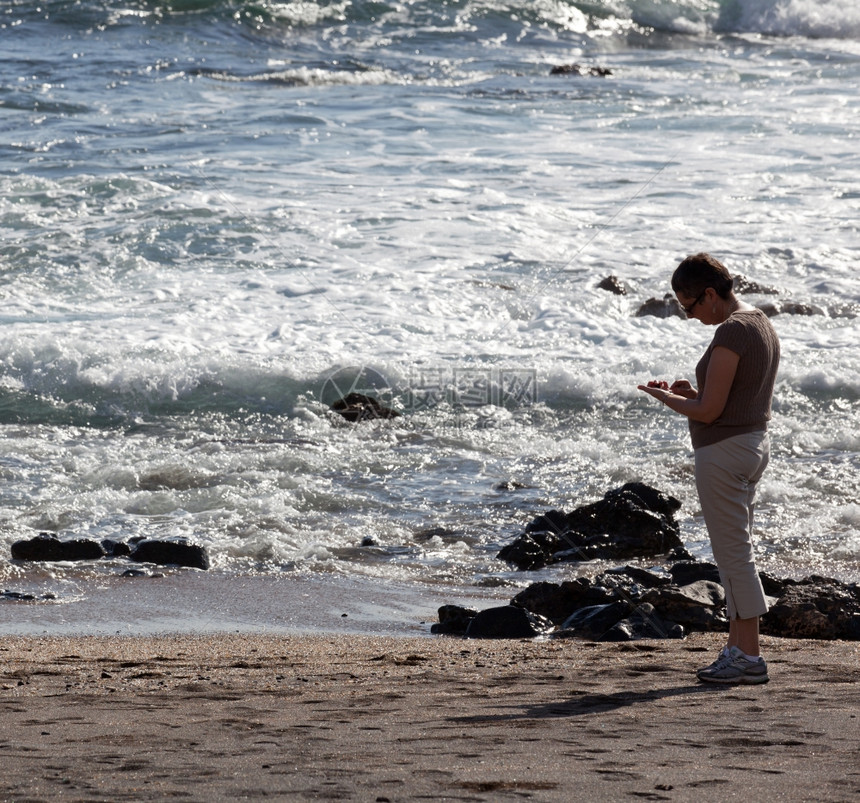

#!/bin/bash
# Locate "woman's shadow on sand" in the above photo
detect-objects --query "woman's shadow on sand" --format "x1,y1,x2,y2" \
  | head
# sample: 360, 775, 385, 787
451, 684, 732, 724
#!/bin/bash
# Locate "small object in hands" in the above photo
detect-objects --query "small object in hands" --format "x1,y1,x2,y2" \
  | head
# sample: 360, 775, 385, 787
647, 380, 669, 390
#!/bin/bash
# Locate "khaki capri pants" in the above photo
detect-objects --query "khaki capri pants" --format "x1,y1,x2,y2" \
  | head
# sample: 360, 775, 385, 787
694, 430, 770, 620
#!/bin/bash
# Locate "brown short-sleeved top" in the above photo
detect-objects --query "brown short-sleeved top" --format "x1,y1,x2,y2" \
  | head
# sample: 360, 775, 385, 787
689, 308, 780, 450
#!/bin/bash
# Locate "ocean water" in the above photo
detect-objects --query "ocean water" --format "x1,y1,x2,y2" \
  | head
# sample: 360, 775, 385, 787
1, 0, 859, 631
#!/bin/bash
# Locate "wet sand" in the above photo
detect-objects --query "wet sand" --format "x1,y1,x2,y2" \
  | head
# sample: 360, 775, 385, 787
1, 632, 859, 801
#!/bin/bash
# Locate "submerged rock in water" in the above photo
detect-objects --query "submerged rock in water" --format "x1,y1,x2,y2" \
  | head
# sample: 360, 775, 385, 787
1, 589, 58, 602
636, 295, 685, 319
733, 275, 780, 295
330, 392, 401, 422
497, 482, 685, 570
596, 275, 628, 295
550, 64, 612, 77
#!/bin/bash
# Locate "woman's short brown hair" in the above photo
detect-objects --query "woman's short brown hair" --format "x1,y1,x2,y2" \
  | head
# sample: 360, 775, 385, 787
671, 252, 734, 300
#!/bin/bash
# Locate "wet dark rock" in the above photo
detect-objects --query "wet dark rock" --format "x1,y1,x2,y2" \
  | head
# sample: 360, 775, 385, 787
497, 528, 564, 571
828, 302, 860, 319
129, 539, 210, 570
2, 590, 36, 601
640, 580, 728, 632
604, 565, 671, 589
605, 483, 681, 518
498, 482, 683, 570
636, 294, 685, 319
758, 570, 788, 597
435, 562, 860, 642
568, 602, 684, 642
668, 560, 721, 586
780, 301, 826, 316
761, 576, 860, 640
330, 392, 400, 422
101, 539, 131, 557
597, 275, 628, 295
430, 604, 478, 636
11, 533, 105, 562
758, 301, 826, 317
1, 589, 57, 602
464, 605, 553, 639
494, 480, 529, 491
560, 602, 631, 639
733, 275, 779, 295
613, 604, 685, 641
585, 570, 656, 606
414, 526, 460, 542
550, 64, 612, 77
510, 578, 597, 625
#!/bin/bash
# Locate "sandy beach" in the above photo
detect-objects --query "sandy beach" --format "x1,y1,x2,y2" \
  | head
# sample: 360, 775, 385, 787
1, 632, 858, 802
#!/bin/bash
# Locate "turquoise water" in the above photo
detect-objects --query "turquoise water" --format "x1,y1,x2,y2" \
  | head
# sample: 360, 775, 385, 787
1, 1, 859, 618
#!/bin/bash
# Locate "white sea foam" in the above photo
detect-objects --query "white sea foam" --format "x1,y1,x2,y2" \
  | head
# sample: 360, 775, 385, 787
718, 0, 860, 39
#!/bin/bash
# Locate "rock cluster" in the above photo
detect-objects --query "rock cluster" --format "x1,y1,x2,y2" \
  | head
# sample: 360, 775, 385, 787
600, 273, 859, 319
9, 532, 209, 570
433, 563, 860, 642
436, 482, 860, 642
497, 482, 687, 569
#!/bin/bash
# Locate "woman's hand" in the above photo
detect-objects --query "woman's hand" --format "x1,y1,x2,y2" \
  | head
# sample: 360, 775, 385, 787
637, 380, 670, 402
669, 380, 697, 399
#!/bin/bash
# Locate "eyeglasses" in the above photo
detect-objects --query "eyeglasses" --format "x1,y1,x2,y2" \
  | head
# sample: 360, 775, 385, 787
682, 289, 707, 316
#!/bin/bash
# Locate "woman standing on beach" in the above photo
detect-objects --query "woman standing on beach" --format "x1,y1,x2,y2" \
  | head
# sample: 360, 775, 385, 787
638, 253, 780, 685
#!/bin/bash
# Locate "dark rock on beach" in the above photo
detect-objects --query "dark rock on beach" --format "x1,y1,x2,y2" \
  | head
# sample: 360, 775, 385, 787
330, 392, 401, 422
510, 578, 597, 624
101, 538, 132, 557
11, 533, 105, 562
602, 603, 685, 641
129, 539, 210, 570
560, 601, 631, 639
7, 533, 209, 571
434, 560, 860, 642
668, 560, 721, 586
430, 604, 479, 636
497, 482, 684, 570
640, 580, 728, 632
464, 605, 553, 639
762, 576, 860, 640
431, 603, 553, 639
555, 600, 684, 642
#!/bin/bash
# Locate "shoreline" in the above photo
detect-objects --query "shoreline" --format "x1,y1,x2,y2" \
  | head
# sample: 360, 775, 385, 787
1, 632, 858, 801
0, 569, 514, 638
